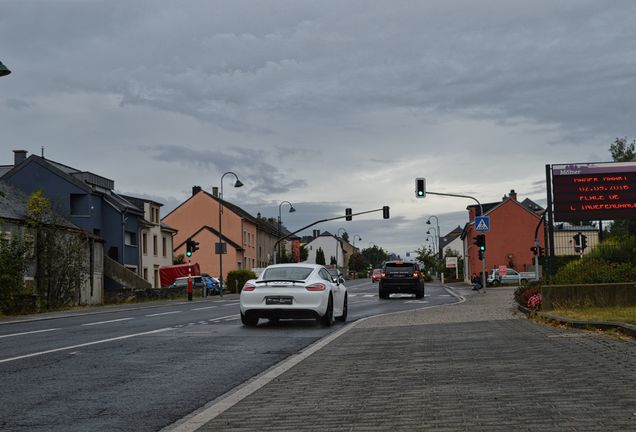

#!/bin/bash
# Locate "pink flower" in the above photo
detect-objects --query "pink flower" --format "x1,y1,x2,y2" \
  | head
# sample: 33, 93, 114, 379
527, 293, 542, 309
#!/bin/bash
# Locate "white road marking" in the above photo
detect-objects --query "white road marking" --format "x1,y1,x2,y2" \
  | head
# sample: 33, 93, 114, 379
0, 328, 60, 339
223, 303, 240, 307
81, 318, 134, 326
0, 328, 172, 364
192, 306, 218, 311
223, 317, 239, 321
406, 300, 429, 304
363, 294, 375, 297
146, 311, 182, 317
210, 314, 239, 322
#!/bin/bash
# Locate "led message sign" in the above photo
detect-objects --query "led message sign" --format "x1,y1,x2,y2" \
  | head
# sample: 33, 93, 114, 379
552, 162, 636, 222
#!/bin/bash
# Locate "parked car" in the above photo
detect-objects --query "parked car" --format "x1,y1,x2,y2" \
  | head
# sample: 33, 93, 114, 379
378, 261, 425, 299
371, 268, 382, 282
239, 264, 347, 327
203, 276, 221, 295
169, 276, 204, 290
487, 268, 536, 286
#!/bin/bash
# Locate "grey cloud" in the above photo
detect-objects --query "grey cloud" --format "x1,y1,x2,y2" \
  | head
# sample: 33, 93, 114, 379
5, 99, 32, 111
145, 144, 307, 196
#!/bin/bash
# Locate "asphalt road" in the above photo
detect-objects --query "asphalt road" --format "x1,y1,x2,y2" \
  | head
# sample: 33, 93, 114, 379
0, 279, 457, 432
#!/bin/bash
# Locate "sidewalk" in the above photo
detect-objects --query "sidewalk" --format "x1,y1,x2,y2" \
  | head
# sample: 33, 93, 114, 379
188, 284, 636, 431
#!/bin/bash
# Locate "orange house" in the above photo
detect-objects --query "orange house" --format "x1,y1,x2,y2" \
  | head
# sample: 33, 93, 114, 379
162, 186, 257, 281
464, 190, 544, 280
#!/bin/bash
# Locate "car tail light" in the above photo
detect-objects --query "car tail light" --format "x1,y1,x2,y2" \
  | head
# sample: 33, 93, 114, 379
306, 283, 326, 291
412, 272, 419, 278
242, 283, 256, 292
381, 272, 386, 278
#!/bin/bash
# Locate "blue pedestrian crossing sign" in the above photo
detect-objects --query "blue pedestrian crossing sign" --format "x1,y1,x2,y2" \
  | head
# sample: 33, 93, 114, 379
475, 216, 490, 232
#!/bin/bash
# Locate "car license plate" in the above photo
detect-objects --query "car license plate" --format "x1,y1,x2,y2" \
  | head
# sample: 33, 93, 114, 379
266, 296, 293, 305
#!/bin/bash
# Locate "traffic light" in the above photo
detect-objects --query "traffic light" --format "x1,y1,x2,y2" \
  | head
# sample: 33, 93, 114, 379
186, 238, 199, 257
530, 246, 538, 256
383, 206, 390, 219
473, 234, 486, 251
415, 178, 426, 198
345, 208, 352, 221
580, 234, 588, 251
538, 247, 545, 257
478, 250, 484, 261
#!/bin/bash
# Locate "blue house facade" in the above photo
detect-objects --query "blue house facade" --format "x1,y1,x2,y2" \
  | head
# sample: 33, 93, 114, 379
1, 150, 144, 286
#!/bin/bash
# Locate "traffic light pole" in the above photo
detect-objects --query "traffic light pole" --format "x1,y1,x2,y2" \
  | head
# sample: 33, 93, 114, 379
425, 191, 486, 290
272, 207, 388, 264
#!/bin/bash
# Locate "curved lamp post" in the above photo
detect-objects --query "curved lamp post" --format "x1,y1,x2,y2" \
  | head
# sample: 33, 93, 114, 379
277, 200, 295, 259
352, 234, 362, 248
218, 172, 243, 294
335, 227, 347, 271
0, 61, 11, 77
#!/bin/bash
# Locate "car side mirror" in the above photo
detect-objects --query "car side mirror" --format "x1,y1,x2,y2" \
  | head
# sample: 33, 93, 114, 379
338, 276, 345, 285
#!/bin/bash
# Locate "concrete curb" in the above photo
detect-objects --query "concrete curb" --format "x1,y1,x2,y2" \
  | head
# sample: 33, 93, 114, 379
517, 304, 636, 338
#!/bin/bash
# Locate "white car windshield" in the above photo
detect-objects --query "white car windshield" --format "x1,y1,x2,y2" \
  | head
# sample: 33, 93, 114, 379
262, 267, 314, 281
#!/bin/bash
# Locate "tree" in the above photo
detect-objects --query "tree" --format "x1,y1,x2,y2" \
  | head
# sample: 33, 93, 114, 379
315, 247, 326, 265
0, 227, 31, 313
300, 244, 309, 262
361, 245, 388, 269
330, 256, 337, 265
348, 252, 369, 272
416, 246, 437, 274
607, 138, 636, 237
610, 137, 636, 162
173, 254, 185, 264
341, 232, 349, 243
26, 191, 89, 310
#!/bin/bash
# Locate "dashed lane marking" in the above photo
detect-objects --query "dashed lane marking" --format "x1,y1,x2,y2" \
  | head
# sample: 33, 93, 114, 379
0, 328, 61, 339
223, 303, 240, 307
0, 328, 172, 364
82, 318, 134, 326
192, 306, 218, 311
146, 311, 182, 317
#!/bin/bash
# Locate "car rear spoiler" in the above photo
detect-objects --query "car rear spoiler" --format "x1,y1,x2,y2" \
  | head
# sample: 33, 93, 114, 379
255, 279, 304, 285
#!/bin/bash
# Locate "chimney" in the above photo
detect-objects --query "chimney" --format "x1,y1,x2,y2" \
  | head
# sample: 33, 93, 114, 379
257, 212, 261, 219
313, 229, 320, 238
13, 150, 27, 166
192, 185, 202, 196
509, 189, 517, 201
212, 186, 219, 197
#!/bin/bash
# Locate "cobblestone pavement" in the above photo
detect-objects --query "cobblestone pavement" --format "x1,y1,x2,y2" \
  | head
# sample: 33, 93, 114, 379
197, 285, 636, 431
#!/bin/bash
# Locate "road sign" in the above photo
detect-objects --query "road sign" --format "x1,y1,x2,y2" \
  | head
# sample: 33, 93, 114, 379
446, 257, 458, 268
215, 242, 227, 254
475, 216, 490, 232
498, 265, 507, 275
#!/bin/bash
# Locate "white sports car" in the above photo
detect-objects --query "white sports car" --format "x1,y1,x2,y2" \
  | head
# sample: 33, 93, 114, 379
239, 264, 348, 327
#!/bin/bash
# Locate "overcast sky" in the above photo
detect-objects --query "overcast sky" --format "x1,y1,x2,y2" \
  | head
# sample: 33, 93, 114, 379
1, 0, 634, 256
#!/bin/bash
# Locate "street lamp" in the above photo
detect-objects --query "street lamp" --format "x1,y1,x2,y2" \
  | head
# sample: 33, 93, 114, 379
277, 200, 296, 259
426, 215, 441, 257
353, 234, 362, 248
0, 61, 10, 77
335, 227, 347, 270
218, 172, 243, 295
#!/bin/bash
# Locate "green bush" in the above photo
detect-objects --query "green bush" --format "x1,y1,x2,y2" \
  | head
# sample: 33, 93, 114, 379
226, 270, 257, 293
589, 236, 636, 264
356, 271, 368, 279
553, 258, 636, 285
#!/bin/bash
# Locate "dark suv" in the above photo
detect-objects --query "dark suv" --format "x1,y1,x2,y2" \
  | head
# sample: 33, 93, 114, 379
378, 261, 425, 299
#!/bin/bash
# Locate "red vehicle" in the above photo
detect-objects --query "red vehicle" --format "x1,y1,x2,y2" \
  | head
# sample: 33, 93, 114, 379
159, 263, 201, 287
371, 268, 383, 282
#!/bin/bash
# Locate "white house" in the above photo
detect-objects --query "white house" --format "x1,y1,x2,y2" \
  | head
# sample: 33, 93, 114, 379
440, 226, 464, 258
303, 231, 345, 268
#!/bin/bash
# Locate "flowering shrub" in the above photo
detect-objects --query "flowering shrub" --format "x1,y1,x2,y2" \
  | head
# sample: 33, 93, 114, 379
527, 293, 543, 310
514, 281, 541, 307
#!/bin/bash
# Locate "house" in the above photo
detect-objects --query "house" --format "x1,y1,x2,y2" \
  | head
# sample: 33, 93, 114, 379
1, 150, 149, 290
162, 186, 257, 280
0, 180, 104, 305
120, 195, 177, 288
303, 230, 345, 267
254, 213, 299, 267
440, 226, 464, 258
462, 189, 544, 281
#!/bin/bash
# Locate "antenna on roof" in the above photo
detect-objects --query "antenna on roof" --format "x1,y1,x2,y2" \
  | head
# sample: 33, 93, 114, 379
41, 146, 45, 158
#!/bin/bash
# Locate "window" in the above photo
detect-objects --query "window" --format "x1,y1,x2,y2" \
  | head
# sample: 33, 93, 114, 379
143, 267, 148, 280
162, 236, 167, 257
142, 233, 147, 255
125, 231, 137, 246
263, 266, 314, 281
154, 267, 159, 288
153, 235, 158, 256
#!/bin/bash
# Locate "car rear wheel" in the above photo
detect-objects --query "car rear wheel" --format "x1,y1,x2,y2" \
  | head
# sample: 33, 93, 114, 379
491, 280, 500, 287
241, 312, 259, 327
379, 288, 389, 299
320, 296, 334, 327
336, 295, 347, 322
